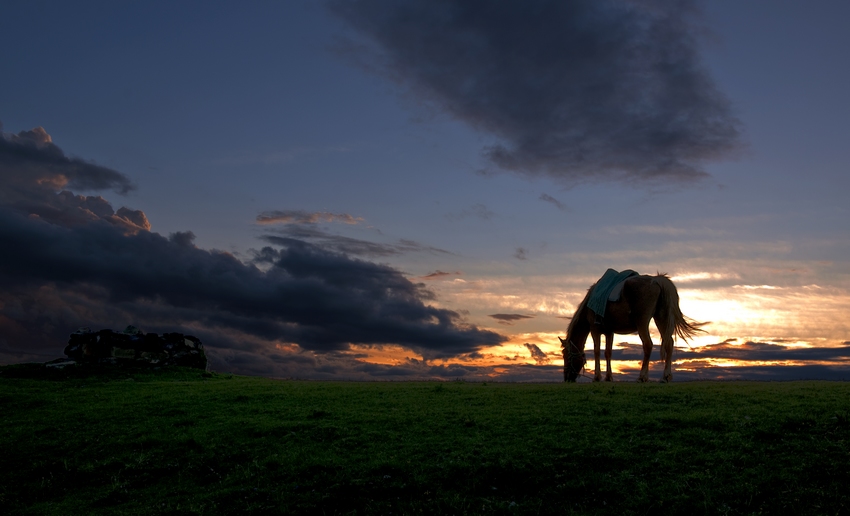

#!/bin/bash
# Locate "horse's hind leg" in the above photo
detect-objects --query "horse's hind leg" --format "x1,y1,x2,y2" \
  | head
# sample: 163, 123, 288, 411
637, 326, 653, 383
654, 315, 675, 383
660, 333, 674, 383
604, 332, 614, 382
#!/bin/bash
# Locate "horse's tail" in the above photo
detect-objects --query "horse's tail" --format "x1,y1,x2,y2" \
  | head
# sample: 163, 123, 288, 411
652, 273, 707, 359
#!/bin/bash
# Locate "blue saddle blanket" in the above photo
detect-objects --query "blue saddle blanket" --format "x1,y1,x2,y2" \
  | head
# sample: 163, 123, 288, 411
587, 268, 639, 317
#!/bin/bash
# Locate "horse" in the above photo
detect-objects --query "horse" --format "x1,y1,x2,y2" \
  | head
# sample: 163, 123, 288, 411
559, 273, 706, 383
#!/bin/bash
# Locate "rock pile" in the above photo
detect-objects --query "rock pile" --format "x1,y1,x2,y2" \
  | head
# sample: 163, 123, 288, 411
62, 326, 209, 370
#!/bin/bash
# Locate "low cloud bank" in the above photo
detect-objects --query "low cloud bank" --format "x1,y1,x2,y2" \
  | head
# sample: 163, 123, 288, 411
603, 340, 850, 381
0, 124, 505, 370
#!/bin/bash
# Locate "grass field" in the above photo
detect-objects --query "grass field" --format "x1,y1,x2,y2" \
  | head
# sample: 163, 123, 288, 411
2, 364, 849, 515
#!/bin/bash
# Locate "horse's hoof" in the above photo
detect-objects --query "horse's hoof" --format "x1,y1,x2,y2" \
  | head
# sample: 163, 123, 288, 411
661, 376, 672, 383
593, 377, 601, 382
637, 377, 648, 383
604, 376, 613, 382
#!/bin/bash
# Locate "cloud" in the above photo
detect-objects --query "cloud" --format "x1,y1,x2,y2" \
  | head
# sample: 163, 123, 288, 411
446, 203, 496, 221
670, 271, 739, 282
420, 270, 461, 280
606, 340, 850, 365
524, 343, 550, 365
256, 209, 363, 225
675, 364, 850, 381
260, 233, 403, 259
215, 144, 352, 167
259, 224, 451, 258
1, 125, 134, 196
489, 313, 535, 325
683, 340, 850, 363
0, 124, 506, 368
225, 337, 850, 381
539, 193, 567, 212
328, 0, 742, 184
582, 339, 850, 382
606, 225, 690, 237
211, 347, 565, 381
0, 125, 147, 233
255, 210, 451, 258
514, 247, 529, 260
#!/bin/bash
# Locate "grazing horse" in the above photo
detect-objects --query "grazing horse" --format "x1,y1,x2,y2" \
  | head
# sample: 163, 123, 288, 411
559, 273, 705, 383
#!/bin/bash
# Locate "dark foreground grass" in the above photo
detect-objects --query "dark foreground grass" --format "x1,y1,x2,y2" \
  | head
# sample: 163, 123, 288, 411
1, 364, 849, 515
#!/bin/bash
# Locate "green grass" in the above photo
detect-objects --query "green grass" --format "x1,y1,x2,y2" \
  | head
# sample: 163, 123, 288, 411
2, 364, 849, 515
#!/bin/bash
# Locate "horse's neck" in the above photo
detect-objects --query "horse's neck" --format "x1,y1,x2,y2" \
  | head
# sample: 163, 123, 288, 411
569, 314, 590, 344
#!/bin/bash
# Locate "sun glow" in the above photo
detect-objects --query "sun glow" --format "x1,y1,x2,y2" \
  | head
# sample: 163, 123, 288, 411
308, 271, 850, 380
678, 284, 850, 341
670, 272, 740, 283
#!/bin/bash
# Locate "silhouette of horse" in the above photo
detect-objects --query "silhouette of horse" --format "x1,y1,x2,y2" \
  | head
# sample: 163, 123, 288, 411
559, 273, 705, 383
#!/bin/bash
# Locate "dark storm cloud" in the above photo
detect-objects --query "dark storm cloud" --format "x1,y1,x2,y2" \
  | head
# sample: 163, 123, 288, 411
328, 0, 742, 184
0, 214, 504, 357
0, 125, 505, 365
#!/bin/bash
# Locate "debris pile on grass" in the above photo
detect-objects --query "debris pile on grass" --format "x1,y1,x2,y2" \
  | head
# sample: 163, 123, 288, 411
53, 326, 209, 370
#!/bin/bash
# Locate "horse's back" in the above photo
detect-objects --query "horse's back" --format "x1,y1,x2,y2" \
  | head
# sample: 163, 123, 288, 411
606, 275, 661, 331
623, 274, 662, 299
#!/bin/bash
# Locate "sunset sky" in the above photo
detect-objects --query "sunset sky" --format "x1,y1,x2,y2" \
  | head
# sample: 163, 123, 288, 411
2, 0, 848, 381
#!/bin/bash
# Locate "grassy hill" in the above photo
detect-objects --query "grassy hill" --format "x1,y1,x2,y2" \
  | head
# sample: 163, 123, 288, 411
2, 364, 849, 515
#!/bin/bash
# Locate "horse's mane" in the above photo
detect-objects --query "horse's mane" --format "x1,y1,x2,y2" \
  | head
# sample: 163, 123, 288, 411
566, 283, 595, 338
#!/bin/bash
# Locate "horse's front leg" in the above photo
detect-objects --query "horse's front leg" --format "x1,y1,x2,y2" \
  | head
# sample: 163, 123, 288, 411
637, 326, 654, 383
591, 329, 602, 382
604, 332, 614, 382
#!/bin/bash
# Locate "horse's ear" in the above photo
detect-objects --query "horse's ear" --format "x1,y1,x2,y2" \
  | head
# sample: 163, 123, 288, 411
558, 336, 566, 346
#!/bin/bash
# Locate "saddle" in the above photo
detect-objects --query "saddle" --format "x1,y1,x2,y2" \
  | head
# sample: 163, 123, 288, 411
586, 268, 639, 317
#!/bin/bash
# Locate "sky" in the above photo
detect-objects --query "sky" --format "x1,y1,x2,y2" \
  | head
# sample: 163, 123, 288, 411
1, 0, 849, 382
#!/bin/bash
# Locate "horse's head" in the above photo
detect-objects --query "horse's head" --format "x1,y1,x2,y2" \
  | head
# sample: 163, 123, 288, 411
559, 336, 586, 383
